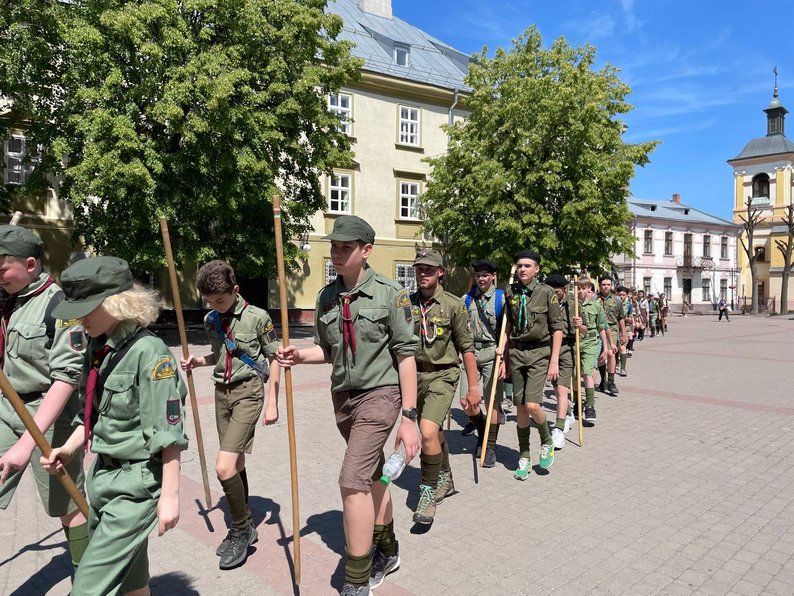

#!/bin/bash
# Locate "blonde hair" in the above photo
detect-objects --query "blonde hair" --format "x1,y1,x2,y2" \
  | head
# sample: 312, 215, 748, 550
102, 283, 161, 327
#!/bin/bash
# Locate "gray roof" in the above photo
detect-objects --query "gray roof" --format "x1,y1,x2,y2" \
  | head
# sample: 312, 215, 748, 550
629, 198, 738, 228
328, 0, 472, 92
732, 133, 794, 160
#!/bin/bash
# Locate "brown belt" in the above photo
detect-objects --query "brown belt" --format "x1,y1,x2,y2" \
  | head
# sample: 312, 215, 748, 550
416, 361, 458, 373
509, 339, 551, 350
97, 453, 150, 469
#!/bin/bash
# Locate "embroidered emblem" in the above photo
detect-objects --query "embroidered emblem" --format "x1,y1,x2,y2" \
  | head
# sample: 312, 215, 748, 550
69, 330, 85, 351
396, 291, 410, 308
58, 319, 80, 328
436, 327, 444, 336
166, 399, 181, 425
551, 295, 559, 304
151, 357, 177, 380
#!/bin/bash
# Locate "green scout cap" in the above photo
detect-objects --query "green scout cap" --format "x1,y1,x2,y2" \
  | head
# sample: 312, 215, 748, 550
414, 248, 443, 267
0, 225, 43, 258
53, 256, 134, 320
322, 215, 375, 244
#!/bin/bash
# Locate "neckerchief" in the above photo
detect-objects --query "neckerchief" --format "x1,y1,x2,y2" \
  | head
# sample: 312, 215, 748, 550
341, 292, 359, 357
0, 275, 55, 368
516, 284, 532, 332
84, 343, 112, 451
419, 297, 438, 346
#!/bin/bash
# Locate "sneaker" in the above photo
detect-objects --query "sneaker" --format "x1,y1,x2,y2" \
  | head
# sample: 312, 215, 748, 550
340, 583, 370, 595
216, 529, 234, 557
461, 421, 477, 436
435, 470, 455, 504
596, 382, 606, 393
502, 397, 513, 412
483, 446, 497, 468
539, 442, 555, 469
218, 524, 258, 570
514, 457, 531, 480
618, 367, 627, 377
551, 427, 565, 450
607, 382, 619, 396
564, 413, 575, 433
584, 406, 597, 423
413, 485, 437, 524
369, 544, 400, 589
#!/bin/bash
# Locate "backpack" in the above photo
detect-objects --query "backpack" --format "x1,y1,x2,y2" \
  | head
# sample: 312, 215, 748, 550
465, 288, 505, 319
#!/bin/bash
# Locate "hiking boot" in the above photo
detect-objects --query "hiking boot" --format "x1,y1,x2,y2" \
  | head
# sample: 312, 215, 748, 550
596, 381, 606, 393
216, 529, 234, 557
502, 397, 513, 412
369, 543, 400, 589
584, 406, 597, 423
564, 413, 575, 433
413, 485, 437, 524
435, 470, 455, 504
340, 583, 370, 595
514, 457, 531, 481
551, 427, 565, 450
539, 442, 555, 469
483, 446, 497, 468
218, 524, 257, 570
461, 421, 477, 436
607, 382, 619, 396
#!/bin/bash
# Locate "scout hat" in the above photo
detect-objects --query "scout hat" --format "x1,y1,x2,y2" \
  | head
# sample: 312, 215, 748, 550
414, 248, 443, 267
0, 225, 43, 258
544, 273, 568, 289
514, 249, 541, 265
53, 256, 134, 320
322, 215, 375, 244
471, 259, 497, 273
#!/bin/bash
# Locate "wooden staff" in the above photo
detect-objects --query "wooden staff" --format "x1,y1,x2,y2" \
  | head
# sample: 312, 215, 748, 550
0, 370, 89, 518
272, 194, 301, 586
479, 267, 514, 467
9, 211, 23, 225
158, 217, 212, 509
573, 275, 584, 447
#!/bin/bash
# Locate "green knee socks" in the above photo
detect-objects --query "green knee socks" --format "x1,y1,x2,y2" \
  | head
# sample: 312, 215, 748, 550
517, 426, 531, 459
420, 452, 443, 488
619, 353, 627, 369
345, 548, 372, 587
63, 523, 89, 568
536, 416, 552, 445
486, 423, 499, 449
372, 520, 397, 557
440, 440, 450, 472
219, 473, 252, 529
586, 387, 596, 407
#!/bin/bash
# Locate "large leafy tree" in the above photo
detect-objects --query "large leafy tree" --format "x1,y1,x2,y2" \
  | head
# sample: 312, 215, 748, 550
0, 0, 361, 276
423, 27, 657, 275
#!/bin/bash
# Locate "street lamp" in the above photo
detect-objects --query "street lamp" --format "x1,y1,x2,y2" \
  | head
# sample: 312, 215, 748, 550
729, 267, 738, 310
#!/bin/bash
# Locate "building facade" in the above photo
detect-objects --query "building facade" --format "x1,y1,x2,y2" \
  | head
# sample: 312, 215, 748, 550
614, 195, 740, 313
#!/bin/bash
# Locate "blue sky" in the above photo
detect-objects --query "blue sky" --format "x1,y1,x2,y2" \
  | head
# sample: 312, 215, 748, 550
392, 0, 792, 220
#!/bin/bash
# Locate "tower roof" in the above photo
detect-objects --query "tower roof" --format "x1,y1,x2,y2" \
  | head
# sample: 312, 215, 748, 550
731, 74, 793, 161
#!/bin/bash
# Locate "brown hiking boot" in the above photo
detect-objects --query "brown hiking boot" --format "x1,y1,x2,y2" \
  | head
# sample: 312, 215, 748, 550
412, 485, 437, 524
435, 469, 455, 504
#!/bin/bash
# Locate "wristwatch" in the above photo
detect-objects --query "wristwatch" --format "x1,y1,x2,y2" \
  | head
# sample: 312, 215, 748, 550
402, 407, 418, 422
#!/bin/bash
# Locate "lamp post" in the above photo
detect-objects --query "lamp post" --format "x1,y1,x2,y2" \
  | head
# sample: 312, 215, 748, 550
729, 267, 738, 310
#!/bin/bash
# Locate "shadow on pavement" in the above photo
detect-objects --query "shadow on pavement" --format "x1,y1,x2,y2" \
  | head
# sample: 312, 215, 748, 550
8, 551, 71, 596
302, 509, 345, 591
150, 571, 200, 595
0, 528, 62, 568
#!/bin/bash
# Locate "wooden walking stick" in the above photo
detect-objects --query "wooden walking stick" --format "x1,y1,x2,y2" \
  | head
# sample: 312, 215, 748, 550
479, 267, 514, 467
272, 194, 301, 586
0, 370, 89, 518
9, 211, 23, 225
573, 275, 584, 447
158, 217, 212, 509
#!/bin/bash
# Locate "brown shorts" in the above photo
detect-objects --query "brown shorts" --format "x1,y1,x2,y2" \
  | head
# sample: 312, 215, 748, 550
215, 377, 264, 454
509, 345, 550, 405
332, 385, 401, 492
553, 343, 575, 388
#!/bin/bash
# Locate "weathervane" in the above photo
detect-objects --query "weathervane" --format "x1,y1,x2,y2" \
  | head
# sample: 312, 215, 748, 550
774, 65, 779, 98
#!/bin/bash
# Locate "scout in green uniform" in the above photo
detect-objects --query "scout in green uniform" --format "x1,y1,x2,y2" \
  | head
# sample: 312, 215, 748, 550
649, 294, 661, 337
181, 260, 281, 569
0, 225, 89, 570
543, 274, 577, 450
410, 248, 478, 523
276, 216, 419, 596
499, 250, 564, 480
42, 256, 188, 596
460, 259, 506, 468
616, 286, 630, 376
597, 276, 623, 396
573, 279, 609, 424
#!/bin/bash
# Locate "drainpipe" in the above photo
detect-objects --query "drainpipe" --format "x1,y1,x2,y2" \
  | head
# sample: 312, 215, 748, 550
447, 87, 459, 146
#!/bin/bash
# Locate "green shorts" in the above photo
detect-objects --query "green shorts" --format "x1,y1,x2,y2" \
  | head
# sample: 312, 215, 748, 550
215, 377, 264, 454
418, 366, 460, 426
508, 344, 550, 405
580, 337, 601, 375
553, 343, 575, 388
459, 345, 504, 409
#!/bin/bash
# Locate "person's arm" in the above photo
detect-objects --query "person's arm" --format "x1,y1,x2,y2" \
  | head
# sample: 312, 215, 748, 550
276, 344, 328, 367
547, 329, 562, 381
40, 425, 84, 475
180, 353, 215, 371
157, 445, 181, 536
461, 351, 480, 409
394, 355, 420, 463
263, 359, 280, 425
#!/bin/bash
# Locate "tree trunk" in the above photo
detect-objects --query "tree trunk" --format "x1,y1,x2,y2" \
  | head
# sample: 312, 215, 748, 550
750, 263, 759, 314
782, 262, 791, 315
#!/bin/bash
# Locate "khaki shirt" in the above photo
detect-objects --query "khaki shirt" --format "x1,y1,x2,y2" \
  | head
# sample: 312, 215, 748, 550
2, 272, 85, 395
411, 285, 474, 367
505, 279, 565, 343
581, 297, 608, 343
462, 286, 502, 345
315, 266, 417, 393
557, 294, 575, 340
79, 321, 189, 459
204, 294, 278, 385
599, 292, 623, 329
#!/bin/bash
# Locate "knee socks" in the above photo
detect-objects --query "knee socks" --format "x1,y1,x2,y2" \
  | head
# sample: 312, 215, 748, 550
239, 468, 249, 504
598, 365, 607, 384
467, 410, 485, 436
419, 452, 442, 488
440, 440, 450, 472
345, 548, 372, 587
517, 425, 531, 459
63, 523, 89, 568
486, 423, 499, 449
536, 415, 552, 445
219, 473, 252, 529
372, 520, 397, 557
619, 353, 627, 370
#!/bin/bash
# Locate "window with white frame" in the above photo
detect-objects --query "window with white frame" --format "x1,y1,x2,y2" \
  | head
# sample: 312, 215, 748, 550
398, 106, 420, 146
720, 236, 728, 259
664, 231, 673, 255
328, 173, 351, 214
4, 136, 37, 185
663, 277, 672, 301
399, 181, 421, 220
643, 277, 651, 295
702, 278, 711, 302
643, 230, 653, 254
323, 258, 337, 286
394, 44, 410, 67
328, 92, 352, 135
395, 261, 417, 293
702, 234, 711, 258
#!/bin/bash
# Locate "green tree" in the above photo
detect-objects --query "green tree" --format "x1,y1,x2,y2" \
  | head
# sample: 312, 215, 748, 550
422, 27, 657, 275
0, 0, 361, 276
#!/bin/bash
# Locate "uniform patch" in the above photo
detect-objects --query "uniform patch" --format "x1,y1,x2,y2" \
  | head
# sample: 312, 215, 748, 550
69, 330, 85, 351
166, 399, 181, 425
551, 295, 559, 304
58, 319, 80, 328
436, 327, 444, 336
403, 305, 412, 324
396, 291, 410, 309
151, 357, 177, 380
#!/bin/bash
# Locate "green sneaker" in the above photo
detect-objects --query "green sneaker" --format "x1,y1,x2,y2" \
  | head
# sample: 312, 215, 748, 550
514, 457, 531, 481
539, 442, 555, 469
412, 485, 437, 524
435, 469, 455, 504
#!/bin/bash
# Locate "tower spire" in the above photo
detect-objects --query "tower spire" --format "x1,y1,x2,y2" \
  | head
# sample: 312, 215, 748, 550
764, 67, 787, 136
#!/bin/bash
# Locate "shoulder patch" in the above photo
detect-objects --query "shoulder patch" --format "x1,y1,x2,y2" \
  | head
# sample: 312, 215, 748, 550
166, 398, 181, 426
69, 330, 85, 352
58, 319, 80, 328
151, 356, 177, 380
550, 295, 559, 304
396, 290, 410, 309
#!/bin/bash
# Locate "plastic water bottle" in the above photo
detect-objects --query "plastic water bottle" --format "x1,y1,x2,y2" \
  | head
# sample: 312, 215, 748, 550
380, 444, 407, 485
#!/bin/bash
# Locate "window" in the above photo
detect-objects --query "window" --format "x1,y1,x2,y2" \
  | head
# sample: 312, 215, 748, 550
328, 92, 352, 135
395, 261, 417, 293
643, 277, 651, 295
399, 181, 421, 220
751, 173, 770, 202
702, 278, 711, 302
328, 173, 351, 214
398, 105, 420, 146
323, 258, 337, 286
755, 246, 766, 262
720, 236, 728, 259
643, 230, 653, 254
394, 44, 410, 67
664, 277, 672, 301
702, 235, 711, 258
3, 136, 37, 185
720, 279, 727, 298
664, 231, 673, 255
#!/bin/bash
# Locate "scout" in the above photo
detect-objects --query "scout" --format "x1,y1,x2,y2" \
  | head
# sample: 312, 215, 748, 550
276, 216, 420, 596
181, 260, 281, 570
42, 256, 188, 596
499, 250, 564, 480
410, 248, 479, 524
596, 276, 623, 396
543, 274, 577, 450
0, 225, 89, 571
616, 286, 630, 376
460, 259, 506, 468
573, 279, 609, 424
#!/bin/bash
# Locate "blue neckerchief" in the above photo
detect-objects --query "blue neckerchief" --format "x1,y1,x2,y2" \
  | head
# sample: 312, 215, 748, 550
208, 310, 269, 381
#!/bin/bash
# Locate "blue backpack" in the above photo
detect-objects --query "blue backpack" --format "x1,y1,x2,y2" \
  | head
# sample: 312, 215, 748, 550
465, 288, 505, 320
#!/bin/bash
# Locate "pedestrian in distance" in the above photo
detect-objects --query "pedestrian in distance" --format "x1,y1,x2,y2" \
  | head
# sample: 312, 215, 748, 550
615, 286, 631, 376
718, 296, 731, 322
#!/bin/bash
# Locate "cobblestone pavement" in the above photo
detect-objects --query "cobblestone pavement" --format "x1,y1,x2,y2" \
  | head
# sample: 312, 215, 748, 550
1, 315, 793, 595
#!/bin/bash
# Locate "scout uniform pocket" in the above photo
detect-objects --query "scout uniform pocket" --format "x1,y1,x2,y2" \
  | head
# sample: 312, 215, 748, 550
7, 322, 47, 361
99, 371, 138, 418
358, 308, 389, 342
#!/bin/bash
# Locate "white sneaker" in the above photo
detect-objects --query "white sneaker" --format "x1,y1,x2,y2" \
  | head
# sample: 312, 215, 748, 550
564, 413, 575, 434
551, 427, 565, 450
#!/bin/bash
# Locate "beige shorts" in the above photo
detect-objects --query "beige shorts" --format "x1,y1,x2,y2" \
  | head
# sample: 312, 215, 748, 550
215, 377, 264, 454
417, 366, 460, 426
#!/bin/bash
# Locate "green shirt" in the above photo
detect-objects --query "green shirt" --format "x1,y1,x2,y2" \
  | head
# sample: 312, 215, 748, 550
315, 266, 417, 393
2, 271, 85, 394
204, 294, 278, 385
79, 321, 189, 460
505, 278, 565, 343
581, 297, 608, 344
556, 294, 576, 340
461, 286, 502, 345
411, 285, 474, 366
599, 292, 623, 329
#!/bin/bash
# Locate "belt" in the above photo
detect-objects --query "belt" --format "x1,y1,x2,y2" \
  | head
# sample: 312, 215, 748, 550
215, 376, 256, 390
585, 331, 599, 338
19, 391, 43, 403
509, 339, 550, 350
416, 361, 458, 373
98, 453, 151, 469
562, 337, 576, 346
474, 340, 496, 348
